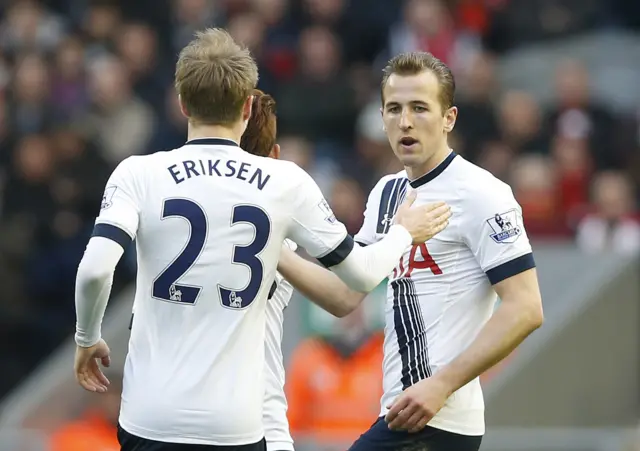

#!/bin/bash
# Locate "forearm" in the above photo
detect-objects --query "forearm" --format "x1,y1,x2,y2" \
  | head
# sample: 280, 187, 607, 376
435, 300, 542, 394
74, 237, 124, 347
330, 225, 411, 292
278, 247, 366, 317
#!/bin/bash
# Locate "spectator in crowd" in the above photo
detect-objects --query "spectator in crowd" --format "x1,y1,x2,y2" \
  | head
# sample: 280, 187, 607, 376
286, 305, 384, 450
576, 171, 640, 255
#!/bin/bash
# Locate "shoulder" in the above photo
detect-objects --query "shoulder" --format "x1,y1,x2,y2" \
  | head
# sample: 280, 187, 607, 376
367, 170, 409, 202
113, 154, 160, 176
265, 159, 312, 184
452, 156, 515, 205
269, 160, 327, 199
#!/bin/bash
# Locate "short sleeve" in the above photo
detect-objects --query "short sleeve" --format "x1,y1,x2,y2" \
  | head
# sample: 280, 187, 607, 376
92, 157, 142, 249
461, 184, 535, 285
286, 166, 353, 268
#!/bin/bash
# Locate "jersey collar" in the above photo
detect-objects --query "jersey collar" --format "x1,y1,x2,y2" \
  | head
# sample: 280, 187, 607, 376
184, 138, 239, 147
409, 151, 457, 189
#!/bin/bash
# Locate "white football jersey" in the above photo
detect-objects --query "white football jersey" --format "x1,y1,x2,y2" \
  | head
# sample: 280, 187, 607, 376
263, 239, 296, 451
354, 152, 535, 436
93, 138, 351, 446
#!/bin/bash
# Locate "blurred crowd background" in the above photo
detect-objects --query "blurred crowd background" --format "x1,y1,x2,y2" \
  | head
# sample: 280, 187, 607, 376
0, 0, 638, 450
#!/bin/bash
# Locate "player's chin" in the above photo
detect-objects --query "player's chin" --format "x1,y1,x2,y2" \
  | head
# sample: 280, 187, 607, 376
395, 150, 424, 168
394, 144, 421, 160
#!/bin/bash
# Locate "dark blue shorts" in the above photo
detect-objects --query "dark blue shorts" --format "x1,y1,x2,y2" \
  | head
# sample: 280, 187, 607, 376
117, 424, 267, 451
347, 417, 483, 451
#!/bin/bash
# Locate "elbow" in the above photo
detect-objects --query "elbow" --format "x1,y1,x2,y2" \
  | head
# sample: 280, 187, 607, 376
344, 277, 378, 294
525, 302, 544, 331
332, 301, 358, 318
76, 260, 113, 287
332, 291, 366, 318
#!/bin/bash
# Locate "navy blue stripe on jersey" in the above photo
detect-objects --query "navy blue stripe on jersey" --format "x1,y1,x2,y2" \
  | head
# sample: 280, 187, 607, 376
128, 313, 134, 331
392, 278, 432, 389
392, 280, 411, 388
486, 252, 536, 285
318, 235, 355, 268
184, 138, 239, 147
92, 223, 132, 250
409, 151, 457, 189
398, 180, 409, 204
407, 279, 432, 379
376, 178, 410, 234
268, 280, 278, 299
355, 240, 368, 247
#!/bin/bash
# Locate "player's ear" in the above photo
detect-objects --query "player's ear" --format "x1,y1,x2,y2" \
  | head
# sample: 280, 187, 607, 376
269, 143, 280, 160
443, 106, 457, 133
178, 95, 189, 119
242, 95, 254, 122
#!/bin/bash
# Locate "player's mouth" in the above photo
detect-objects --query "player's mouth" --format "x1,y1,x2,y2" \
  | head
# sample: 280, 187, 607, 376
399, 137, 420, 151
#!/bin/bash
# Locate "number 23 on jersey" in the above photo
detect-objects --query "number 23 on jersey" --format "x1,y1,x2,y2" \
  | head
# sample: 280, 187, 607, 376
152, 198, 270, 309
392, 243, 442, 279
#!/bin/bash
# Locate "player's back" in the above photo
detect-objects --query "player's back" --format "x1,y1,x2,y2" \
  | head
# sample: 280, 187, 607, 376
119, 138, 301, 445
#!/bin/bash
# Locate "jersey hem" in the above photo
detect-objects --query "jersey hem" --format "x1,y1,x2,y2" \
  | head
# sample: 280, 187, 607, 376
118, 418, 264, 446
266, 440, 295, 451
426, 415, 485, 436
379, 405, 485, 437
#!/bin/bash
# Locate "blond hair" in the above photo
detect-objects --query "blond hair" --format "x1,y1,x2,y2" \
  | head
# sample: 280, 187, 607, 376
175, 28, 258, 125
381, 52, 455, 111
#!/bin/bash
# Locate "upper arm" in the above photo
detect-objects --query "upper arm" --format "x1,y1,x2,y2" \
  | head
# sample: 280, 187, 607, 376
77, 236, 125, 280
494, 268, 541, 304
461, 183, 536, 286
494, 268, 543, 325
354, 175, 408, 246
287, 166, 353, 267
92, 157, 143, 250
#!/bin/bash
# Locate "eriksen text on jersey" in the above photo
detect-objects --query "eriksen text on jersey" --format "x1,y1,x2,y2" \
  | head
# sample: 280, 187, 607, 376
91, 138, 353, 446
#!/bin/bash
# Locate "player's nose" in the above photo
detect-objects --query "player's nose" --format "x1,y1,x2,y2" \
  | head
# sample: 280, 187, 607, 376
399, 111, 413, 130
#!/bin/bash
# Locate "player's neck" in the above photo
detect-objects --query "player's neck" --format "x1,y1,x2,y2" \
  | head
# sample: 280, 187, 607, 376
405, 144, 452, 181
187, 123, 243, 145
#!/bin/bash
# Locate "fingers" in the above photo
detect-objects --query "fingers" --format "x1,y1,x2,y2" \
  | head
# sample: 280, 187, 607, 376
76, 369, 99, 392
94, 361, 111, 387
76, 359, 110, 393
422, 201, 446, 212
77, 368, 105, 392
400, 190, 417, 209
386, 403, 418, 430
427, 204, 451, 220
101, 354, 111, 368
385, 396, 409, 424
404, 411, 428, 433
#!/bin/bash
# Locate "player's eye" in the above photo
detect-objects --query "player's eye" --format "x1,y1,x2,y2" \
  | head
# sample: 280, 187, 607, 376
388, 106, 401, 114
414, 105, 427, 113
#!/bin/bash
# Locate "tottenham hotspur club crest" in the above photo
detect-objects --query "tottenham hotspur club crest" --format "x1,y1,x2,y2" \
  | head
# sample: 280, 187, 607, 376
487, 209, 522, 244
